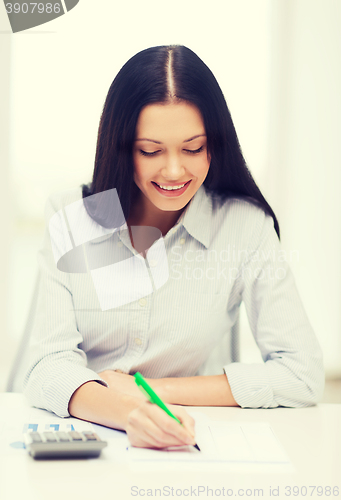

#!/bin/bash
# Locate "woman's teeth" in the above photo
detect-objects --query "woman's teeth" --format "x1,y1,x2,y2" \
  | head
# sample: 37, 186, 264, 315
156, 182, 187, 191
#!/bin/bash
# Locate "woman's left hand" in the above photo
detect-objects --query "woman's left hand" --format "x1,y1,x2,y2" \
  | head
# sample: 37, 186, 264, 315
98, 370, 149, 400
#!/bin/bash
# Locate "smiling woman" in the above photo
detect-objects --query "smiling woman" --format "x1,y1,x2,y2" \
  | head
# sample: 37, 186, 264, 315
23, 45, 324, 451
129, 101, 211, 239
81, 45, 280, 237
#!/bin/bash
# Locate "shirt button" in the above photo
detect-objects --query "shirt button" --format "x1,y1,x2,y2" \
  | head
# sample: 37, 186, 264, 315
149, 259, 157, 267
180, 238, 185, 245
134, 338, 142, 346
139, 298, 147, 307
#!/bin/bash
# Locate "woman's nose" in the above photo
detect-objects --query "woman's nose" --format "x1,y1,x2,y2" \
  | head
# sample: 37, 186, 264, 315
161, 154, 185, 179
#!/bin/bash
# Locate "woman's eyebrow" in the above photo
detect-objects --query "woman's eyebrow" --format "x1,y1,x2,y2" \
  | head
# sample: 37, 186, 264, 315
183, 134, 206, 143
135, 134, 206, 144
135, 138, 162, 144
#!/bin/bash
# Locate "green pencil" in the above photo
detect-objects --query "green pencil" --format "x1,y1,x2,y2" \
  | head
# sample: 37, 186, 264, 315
134, 372, 200, 451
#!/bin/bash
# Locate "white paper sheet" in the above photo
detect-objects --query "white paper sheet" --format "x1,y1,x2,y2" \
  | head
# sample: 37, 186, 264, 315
125, 413, 294, 473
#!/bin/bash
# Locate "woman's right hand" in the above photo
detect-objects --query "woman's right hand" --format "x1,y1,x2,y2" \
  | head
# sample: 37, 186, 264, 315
125, 400, 196, 449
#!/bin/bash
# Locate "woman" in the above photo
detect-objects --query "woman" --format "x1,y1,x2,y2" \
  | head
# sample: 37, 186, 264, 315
23, 45, 324, 449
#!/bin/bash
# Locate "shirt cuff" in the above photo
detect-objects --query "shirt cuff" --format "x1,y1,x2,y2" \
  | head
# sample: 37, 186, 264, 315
223, 362, 278, 408
39, 364, 109, 418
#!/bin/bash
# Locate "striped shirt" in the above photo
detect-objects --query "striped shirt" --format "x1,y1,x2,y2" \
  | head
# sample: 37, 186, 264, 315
23, 184, 325, 417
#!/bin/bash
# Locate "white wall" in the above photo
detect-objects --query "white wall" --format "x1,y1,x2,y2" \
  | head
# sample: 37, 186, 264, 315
0, 16, 14, 388
265, 0, 341, 377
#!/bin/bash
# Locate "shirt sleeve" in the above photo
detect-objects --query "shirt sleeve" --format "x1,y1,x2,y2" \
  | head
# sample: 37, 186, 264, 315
223, 208, 325, 408
22, 193, 108, 418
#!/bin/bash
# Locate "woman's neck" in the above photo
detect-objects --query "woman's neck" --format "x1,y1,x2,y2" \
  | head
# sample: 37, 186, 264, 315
127, 193, 186, 237
126, 192, 187, 257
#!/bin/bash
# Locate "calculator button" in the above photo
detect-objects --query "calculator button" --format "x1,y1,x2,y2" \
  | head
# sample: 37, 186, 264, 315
44, 432, 57, 442
56, 432, 71, 442
30, 432, 42, 442
82, 433, 97, 441
69, 431, 83, 441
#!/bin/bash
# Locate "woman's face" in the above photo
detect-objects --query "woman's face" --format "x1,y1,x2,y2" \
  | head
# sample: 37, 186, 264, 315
132, 101, 211, 217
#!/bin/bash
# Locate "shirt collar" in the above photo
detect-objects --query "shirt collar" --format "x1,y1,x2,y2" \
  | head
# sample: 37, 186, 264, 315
178, 184, 212, 249
88, 184, 213, 248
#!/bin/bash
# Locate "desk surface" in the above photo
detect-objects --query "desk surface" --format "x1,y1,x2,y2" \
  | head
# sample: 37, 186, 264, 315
0, 393, 340, 500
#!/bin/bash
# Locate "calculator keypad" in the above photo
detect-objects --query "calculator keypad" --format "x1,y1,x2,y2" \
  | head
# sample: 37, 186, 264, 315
25, 431, 107, 459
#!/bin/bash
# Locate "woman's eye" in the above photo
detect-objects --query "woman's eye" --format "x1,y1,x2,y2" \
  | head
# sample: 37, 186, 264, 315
139, 150, 160, 156
185, 146, 204, 154
139, 146, 204, 156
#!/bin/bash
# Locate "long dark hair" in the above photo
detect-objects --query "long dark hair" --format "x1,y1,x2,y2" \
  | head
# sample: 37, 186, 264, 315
82, 45, 280, 239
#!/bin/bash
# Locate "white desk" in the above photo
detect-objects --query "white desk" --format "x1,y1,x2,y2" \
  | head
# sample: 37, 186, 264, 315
0, 393, 340, 500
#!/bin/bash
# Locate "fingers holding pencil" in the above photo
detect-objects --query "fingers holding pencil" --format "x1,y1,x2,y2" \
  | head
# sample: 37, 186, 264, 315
169, 404, 196, 440
126, 401, 196, 449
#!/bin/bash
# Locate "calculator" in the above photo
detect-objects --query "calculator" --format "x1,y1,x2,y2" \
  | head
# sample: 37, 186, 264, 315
24, 430, 108, 459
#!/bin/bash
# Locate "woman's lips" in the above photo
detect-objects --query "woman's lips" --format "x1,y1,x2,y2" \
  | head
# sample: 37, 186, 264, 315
152, 180, 192, 197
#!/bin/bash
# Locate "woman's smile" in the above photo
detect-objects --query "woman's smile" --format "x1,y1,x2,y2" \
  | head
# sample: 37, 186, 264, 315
152, 179, 192, 196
